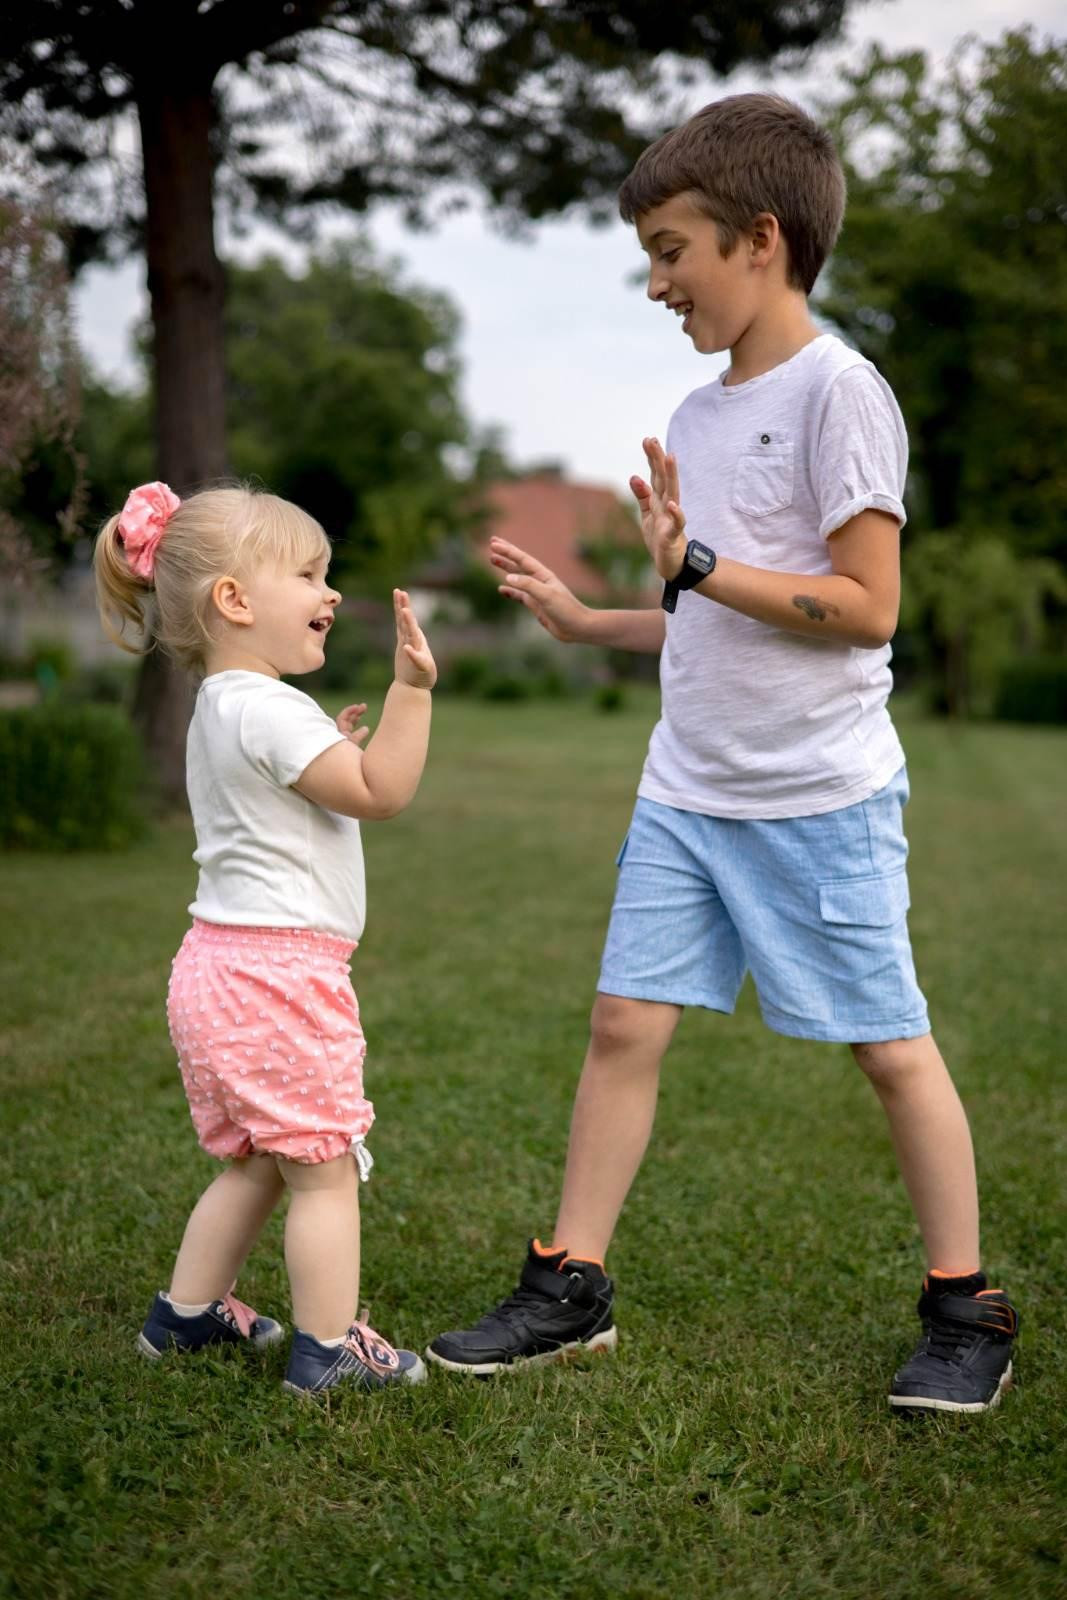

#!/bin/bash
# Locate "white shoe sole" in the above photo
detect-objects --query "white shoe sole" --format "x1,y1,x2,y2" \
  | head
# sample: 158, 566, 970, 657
425, 1325, 618, 1376
888, 1358, 1013, 1413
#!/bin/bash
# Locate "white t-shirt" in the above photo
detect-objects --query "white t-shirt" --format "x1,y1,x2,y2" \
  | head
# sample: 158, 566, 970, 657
639, 334, 908, 821
187, 671, 366, 940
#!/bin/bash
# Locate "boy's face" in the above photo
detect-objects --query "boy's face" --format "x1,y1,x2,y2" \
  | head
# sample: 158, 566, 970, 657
636, 193, 764, 356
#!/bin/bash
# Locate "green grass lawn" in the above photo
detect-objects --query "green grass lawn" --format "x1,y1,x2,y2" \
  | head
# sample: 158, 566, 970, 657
2, 690, 1065, 1599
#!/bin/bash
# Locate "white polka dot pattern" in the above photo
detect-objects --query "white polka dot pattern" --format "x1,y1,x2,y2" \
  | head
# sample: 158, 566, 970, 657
166, 920, 374, 1165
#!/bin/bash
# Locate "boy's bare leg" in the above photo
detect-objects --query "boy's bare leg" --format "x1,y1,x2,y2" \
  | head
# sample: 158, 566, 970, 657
169, 1153, 285, 1304
851, 1034, 981, 1272
552, 994, 682, 1263
277, 1152, 361, 1341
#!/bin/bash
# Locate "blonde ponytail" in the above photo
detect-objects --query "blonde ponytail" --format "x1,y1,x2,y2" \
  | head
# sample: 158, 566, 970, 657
93, 511, 155, 655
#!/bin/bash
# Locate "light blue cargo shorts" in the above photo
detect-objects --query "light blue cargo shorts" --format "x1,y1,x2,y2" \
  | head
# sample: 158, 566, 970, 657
597, 766, 930, 1043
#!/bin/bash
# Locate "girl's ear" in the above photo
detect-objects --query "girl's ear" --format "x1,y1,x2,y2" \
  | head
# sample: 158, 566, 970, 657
211, 575, 254, 627
748, 211, 782, 269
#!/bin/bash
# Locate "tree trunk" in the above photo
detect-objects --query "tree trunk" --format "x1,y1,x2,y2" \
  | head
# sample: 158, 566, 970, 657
133, 74, 228, 809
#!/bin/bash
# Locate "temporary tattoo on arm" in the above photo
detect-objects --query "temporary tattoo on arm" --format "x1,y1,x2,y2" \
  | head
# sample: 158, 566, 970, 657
792, 594, 841, 623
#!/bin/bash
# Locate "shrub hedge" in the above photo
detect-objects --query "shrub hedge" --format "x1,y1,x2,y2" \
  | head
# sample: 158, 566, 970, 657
0, 703, 148, 851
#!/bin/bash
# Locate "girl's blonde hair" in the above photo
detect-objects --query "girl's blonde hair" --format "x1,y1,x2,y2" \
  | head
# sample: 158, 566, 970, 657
93, 483, 330, 672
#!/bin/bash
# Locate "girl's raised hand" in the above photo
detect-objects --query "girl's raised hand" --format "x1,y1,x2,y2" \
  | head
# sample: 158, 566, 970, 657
335, 702, 370, 746
393, 589, 437, 689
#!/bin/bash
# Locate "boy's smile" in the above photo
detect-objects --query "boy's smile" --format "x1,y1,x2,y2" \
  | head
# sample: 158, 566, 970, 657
636, 192, 764, 358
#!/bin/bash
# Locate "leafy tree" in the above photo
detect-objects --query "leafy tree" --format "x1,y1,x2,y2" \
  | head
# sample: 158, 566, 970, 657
820, 28, 1067, 555
2, 0, 862, 798
0, 193, 84, 589
900, 533, 1067, 717
818, 28, 1067, 715
226, 246, 468, 579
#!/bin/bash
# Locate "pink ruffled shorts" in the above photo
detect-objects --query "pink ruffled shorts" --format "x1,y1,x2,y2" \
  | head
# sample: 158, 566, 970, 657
166, 920, 374, 1165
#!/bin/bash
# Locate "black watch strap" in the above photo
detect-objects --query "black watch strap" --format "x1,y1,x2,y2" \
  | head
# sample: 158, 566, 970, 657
661, 540, 717, 613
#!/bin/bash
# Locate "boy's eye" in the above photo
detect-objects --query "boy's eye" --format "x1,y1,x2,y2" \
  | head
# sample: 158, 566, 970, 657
660, 248, 681, 263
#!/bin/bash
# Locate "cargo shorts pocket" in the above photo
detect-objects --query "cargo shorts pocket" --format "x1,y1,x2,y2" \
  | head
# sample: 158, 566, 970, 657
818, 870, 916, 1022
818, 870, 910, 927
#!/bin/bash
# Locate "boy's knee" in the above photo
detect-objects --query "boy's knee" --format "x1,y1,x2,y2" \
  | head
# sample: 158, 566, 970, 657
850, 1034, 934, 1088
589, 992, 676, 1060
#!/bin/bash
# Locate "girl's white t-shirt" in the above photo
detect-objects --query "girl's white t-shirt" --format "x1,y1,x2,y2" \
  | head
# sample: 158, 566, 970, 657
186, 671, 366, 940
639, 334, 908, 821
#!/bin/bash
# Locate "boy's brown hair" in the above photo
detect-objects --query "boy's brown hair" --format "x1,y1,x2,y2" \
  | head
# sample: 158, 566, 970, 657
618, 93, 845, 294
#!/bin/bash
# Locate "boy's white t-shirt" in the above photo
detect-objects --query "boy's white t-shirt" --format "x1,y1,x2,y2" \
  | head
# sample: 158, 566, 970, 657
639, 333, 908, 821
186, 671, 366, 941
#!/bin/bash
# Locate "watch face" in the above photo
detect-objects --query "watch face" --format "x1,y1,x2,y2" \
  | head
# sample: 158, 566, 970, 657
689, 543, 714, 574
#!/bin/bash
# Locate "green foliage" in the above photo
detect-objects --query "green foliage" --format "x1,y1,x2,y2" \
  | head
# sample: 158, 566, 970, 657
595, 682, 627, 712
821, 30, 1067, 558
994, 655, 1067, 725
57, 658, 138, 708
0, 702, 147, 850
25, 634, 75, 683
443, 646, 571, 701
900, 532, 1067, 716
226, 245, 468, 579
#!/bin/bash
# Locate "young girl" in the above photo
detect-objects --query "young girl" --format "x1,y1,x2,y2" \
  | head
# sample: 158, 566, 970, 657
94, 480, 436, 1395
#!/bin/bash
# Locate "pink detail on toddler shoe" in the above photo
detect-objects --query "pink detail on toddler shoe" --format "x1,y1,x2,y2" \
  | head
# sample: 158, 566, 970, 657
118, 481, 181, 578
166, 920, 375, 1165
345, 1321, 402, 1376
220, 1291, 258, 1339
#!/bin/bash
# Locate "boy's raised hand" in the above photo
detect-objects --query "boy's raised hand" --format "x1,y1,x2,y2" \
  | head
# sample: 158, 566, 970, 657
489, 537, 588, 642
630, 437, 687, 580
393, 589, 437, 689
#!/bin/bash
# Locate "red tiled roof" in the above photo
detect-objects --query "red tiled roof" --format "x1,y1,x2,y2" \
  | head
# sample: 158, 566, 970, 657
476, 474, 649, 600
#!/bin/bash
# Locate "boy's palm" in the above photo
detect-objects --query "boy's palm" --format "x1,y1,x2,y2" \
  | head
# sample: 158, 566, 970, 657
488, 538, 586, 642
630, 436, 687, 580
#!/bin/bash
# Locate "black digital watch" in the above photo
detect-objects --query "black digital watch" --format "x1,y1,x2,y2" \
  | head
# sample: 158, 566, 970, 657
661, 539, 717, 613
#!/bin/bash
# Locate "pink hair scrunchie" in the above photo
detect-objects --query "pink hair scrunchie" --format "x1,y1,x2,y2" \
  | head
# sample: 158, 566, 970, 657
118, 481, 181, 579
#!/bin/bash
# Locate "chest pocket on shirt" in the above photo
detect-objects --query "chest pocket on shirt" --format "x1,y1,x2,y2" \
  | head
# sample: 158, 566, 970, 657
731, 432, 794, 517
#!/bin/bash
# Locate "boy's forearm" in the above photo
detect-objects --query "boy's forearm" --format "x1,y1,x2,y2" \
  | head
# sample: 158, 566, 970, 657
693, 557, 897, 649
359, 680, 432, 816
578, 607, 665, 653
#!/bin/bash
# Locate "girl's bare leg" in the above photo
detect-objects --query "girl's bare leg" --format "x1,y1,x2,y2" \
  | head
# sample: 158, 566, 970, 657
169, 1153, 285, 1303
277, 1153, 361, 1341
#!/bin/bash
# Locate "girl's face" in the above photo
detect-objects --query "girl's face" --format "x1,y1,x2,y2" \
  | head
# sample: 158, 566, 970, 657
232, 550, 341, 678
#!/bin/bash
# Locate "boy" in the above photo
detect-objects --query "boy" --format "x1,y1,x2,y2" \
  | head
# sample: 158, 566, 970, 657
427, 94, 1018, 1412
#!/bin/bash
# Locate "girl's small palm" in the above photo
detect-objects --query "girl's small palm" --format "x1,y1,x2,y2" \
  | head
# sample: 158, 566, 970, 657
393, 590, 437, 689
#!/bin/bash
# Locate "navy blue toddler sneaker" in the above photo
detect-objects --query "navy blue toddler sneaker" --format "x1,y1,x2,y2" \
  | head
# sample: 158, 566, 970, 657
283, 1321, 427, 1395
889, 1273, 1019, 1414
138, 1290, 284, 1359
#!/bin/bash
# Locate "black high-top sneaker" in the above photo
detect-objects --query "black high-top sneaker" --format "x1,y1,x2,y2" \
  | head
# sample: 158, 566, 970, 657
889, 1272, 1019, 1414
426, 1240, 617, 1374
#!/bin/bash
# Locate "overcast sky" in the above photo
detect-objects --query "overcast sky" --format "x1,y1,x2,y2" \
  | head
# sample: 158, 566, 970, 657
75, 0, 1064, 497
